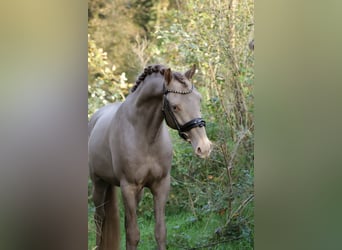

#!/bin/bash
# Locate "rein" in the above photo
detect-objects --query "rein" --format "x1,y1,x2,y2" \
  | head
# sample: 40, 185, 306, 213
162, 84, 206, 141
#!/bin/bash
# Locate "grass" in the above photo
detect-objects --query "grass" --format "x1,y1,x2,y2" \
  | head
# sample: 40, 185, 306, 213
88, 193, 253, 250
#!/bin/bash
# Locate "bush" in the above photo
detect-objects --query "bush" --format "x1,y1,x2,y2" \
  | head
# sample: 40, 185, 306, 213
88, 34, 132, 118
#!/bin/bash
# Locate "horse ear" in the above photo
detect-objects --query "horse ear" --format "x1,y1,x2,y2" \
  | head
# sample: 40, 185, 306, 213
164, 68, 172, 85
184, 64, 196, 80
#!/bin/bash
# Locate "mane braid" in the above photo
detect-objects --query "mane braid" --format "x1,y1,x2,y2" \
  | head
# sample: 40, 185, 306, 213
131, 64, 166, 93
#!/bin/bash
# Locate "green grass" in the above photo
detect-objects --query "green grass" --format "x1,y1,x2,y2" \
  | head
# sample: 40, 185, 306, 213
88, 198, 253, 250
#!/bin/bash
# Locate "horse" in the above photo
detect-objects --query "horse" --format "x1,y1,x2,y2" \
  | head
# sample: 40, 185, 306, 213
88, 64, 212, 250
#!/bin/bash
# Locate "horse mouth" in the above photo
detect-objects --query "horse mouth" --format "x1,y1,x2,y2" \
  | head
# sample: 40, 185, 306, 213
195, 150, 211, 159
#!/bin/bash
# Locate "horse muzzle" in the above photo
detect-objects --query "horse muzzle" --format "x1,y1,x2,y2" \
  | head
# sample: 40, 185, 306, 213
193, 137, 212, 158
186, 127, 212, 159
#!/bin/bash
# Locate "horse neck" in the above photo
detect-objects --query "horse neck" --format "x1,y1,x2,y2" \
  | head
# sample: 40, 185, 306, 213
126, 75, 165, 141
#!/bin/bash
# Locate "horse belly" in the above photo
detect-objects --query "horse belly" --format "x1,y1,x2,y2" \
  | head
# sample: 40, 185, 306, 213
89, 140, 116, 181
89, 106, 121, 184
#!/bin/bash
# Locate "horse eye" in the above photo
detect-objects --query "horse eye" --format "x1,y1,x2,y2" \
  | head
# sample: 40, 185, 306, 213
172, 105, 178, 111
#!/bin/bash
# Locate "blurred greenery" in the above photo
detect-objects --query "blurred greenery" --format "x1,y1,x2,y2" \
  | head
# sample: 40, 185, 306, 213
88, 0, 254, 248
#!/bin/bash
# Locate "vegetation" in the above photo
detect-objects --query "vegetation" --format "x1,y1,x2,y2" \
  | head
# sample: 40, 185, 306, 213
88, 0, 254, 249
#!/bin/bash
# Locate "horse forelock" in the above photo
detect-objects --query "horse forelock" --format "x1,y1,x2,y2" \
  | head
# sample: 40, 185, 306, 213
173, 72, 187, 85
131, 64, 187, 93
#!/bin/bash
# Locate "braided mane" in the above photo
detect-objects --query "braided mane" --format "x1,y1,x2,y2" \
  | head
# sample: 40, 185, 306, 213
131, 64, 186, 93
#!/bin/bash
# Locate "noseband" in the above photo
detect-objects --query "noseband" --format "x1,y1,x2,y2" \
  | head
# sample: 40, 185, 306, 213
162, 84, 206, 141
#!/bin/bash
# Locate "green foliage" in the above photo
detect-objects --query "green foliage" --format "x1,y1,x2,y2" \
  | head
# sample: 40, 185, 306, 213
88, 199, 252, 250
88, 35, 132, 118
131, 0, 156, 34
88, 0, 169, 80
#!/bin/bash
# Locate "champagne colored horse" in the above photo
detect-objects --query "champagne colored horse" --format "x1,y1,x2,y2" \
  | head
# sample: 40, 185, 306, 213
88, 64, 212, 250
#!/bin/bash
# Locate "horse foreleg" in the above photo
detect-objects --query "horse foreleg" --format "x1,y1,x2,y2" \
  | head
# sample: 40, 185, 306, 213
151, 175, 170, 250
121, 183, 141, 250
137, 188, 144, 206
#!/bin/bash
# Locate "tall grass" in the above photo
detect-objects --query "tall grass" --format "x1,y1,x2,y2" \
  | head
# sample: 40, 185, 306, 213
88, 194, 253, 250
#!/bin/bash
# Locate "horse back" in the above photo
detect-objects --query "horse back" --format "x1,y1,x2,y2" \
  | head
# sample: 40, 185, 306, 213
89, 103, 121, 136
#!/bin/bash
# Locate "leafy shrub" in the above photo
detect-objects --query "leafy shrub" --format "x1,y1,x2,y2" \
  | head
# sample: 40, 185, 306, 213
88, 35, 132, 118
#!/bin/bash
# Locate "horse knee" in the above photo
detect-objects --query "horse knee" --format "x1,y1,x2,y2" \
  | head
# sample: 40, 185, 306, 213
127, 228, 140, 247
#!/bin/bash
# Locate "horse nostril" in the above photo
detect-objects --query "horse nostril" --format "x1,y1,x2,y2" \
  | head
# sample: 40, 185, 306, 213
196, 147, 202, 154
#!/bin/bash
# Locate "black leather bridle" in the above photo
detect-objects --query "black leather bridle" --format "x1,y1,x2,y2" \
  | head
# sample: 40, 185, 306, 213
162, 84, 206, 141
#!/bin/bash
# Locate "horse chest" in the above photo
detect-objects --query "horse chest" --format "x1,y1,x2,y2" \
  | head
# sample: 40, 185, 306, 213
120, 153, 170, 186
139, 154, 168, 176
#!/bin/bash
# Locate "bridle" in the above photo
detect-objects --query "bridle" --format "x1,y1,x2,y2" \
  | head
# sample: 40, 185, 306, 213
162, 83, 206, 141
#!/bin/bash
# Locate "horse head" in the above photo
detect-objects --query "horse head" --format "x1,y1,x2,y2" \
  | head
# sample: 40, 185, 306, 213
162, 65, 212, 158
